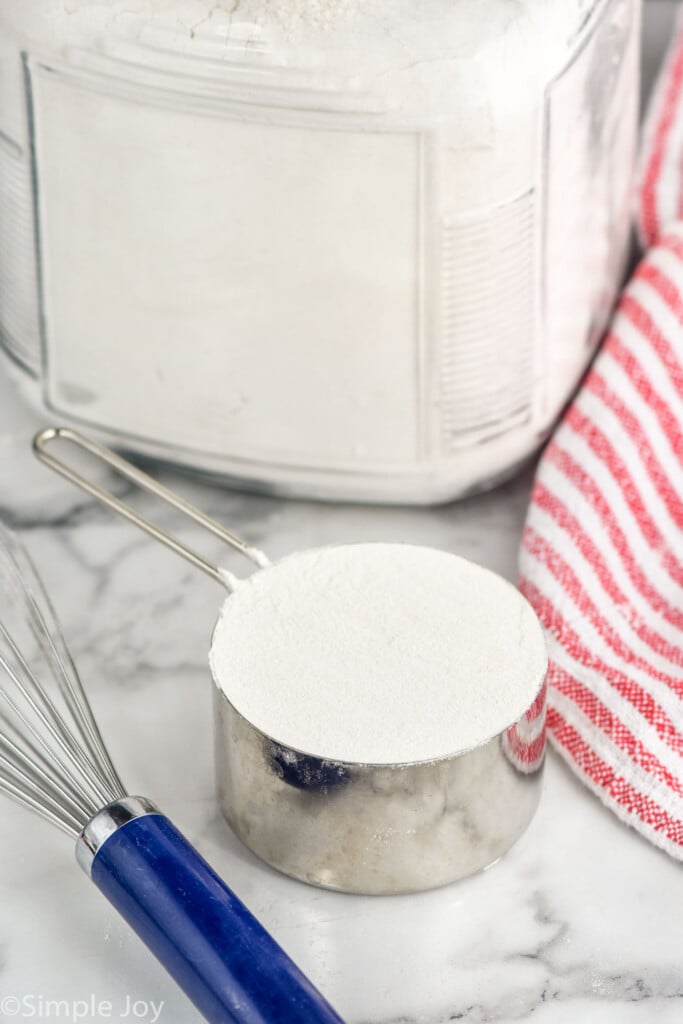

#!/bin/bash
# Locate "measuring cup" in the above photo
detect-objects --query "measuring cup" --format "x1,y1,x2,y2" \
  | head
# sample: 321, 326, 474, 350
34, 427, 547, 895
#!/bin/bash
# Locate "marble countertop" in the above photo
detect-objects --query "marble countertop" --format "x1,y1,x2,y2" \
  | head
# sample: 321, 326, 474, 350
2, 8, 683, 1021
1, 365, 682, 1024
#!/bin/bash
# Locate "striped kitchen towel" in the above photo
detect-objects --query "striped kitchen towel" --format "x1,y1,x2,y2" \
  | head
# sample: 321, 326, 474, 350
520, 27, 683, 857
638, 5, 683, 247
519, 227, 683, 859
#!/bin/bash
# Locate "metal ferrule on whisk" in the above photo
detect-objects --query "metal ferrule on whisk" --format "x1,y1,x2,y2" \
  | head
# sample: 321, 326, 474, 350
76, 796, 160, 877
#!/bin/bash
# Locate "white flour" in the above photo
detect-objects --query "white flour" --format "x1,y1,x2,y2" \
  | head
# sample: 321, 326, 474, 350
210, 544, 547, 764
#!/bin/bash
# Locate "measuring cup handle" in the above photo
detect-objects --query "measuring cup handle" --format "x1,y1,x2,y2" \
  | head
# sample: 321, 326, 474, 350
32, 426, 270, 583
88, 811, 345, 1024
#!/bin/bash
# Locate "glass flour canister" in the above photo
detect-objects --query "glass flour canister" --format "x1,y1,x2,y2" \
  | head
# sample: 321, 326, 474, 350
0, 0, 641, 503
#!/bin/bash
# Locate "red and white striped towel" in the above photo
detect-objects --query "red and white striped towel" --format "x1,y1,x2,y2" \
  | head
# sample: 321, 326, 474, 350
638, 8, 683, 248
521, 32, 683, 859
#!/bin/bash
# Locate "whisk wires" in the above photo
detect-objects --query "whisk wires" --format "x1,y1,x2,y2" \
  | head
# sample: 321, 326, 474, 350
0, 525, 126, 836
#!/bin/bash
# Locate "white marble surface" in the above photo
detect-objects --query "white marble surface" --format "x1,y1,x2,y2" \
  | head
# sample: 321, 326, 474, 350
1, 361, 683, 1024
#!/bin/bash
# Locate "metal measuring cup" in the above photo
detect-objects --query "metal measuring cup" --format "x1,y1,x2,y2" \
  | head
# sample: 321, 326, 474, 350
34, 427, 547, 895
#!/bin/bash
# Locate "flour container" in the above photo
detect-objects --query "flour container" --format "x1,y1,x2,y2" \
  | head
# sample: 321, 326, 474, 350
2, 0, 640, 503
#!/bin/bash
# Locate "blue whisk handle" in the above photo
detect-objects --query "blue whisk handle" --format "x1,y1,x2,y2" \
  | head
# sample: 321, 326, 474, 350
82, 806, 344, 1024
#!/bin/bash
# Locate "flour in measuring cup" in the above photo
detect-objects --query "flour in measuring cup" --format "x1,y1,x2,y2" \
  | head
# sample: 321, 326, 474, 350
210, 543, 547, 764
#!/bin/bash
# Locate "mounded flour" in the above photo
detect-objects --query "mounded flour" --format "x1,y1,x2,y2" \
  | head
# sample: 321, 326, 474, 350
210, 544, 547, 764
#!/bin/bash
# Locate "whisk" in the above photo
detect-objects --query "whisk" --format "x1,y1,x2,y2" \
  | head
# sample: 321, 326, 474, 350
0, 523, 344, 1024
